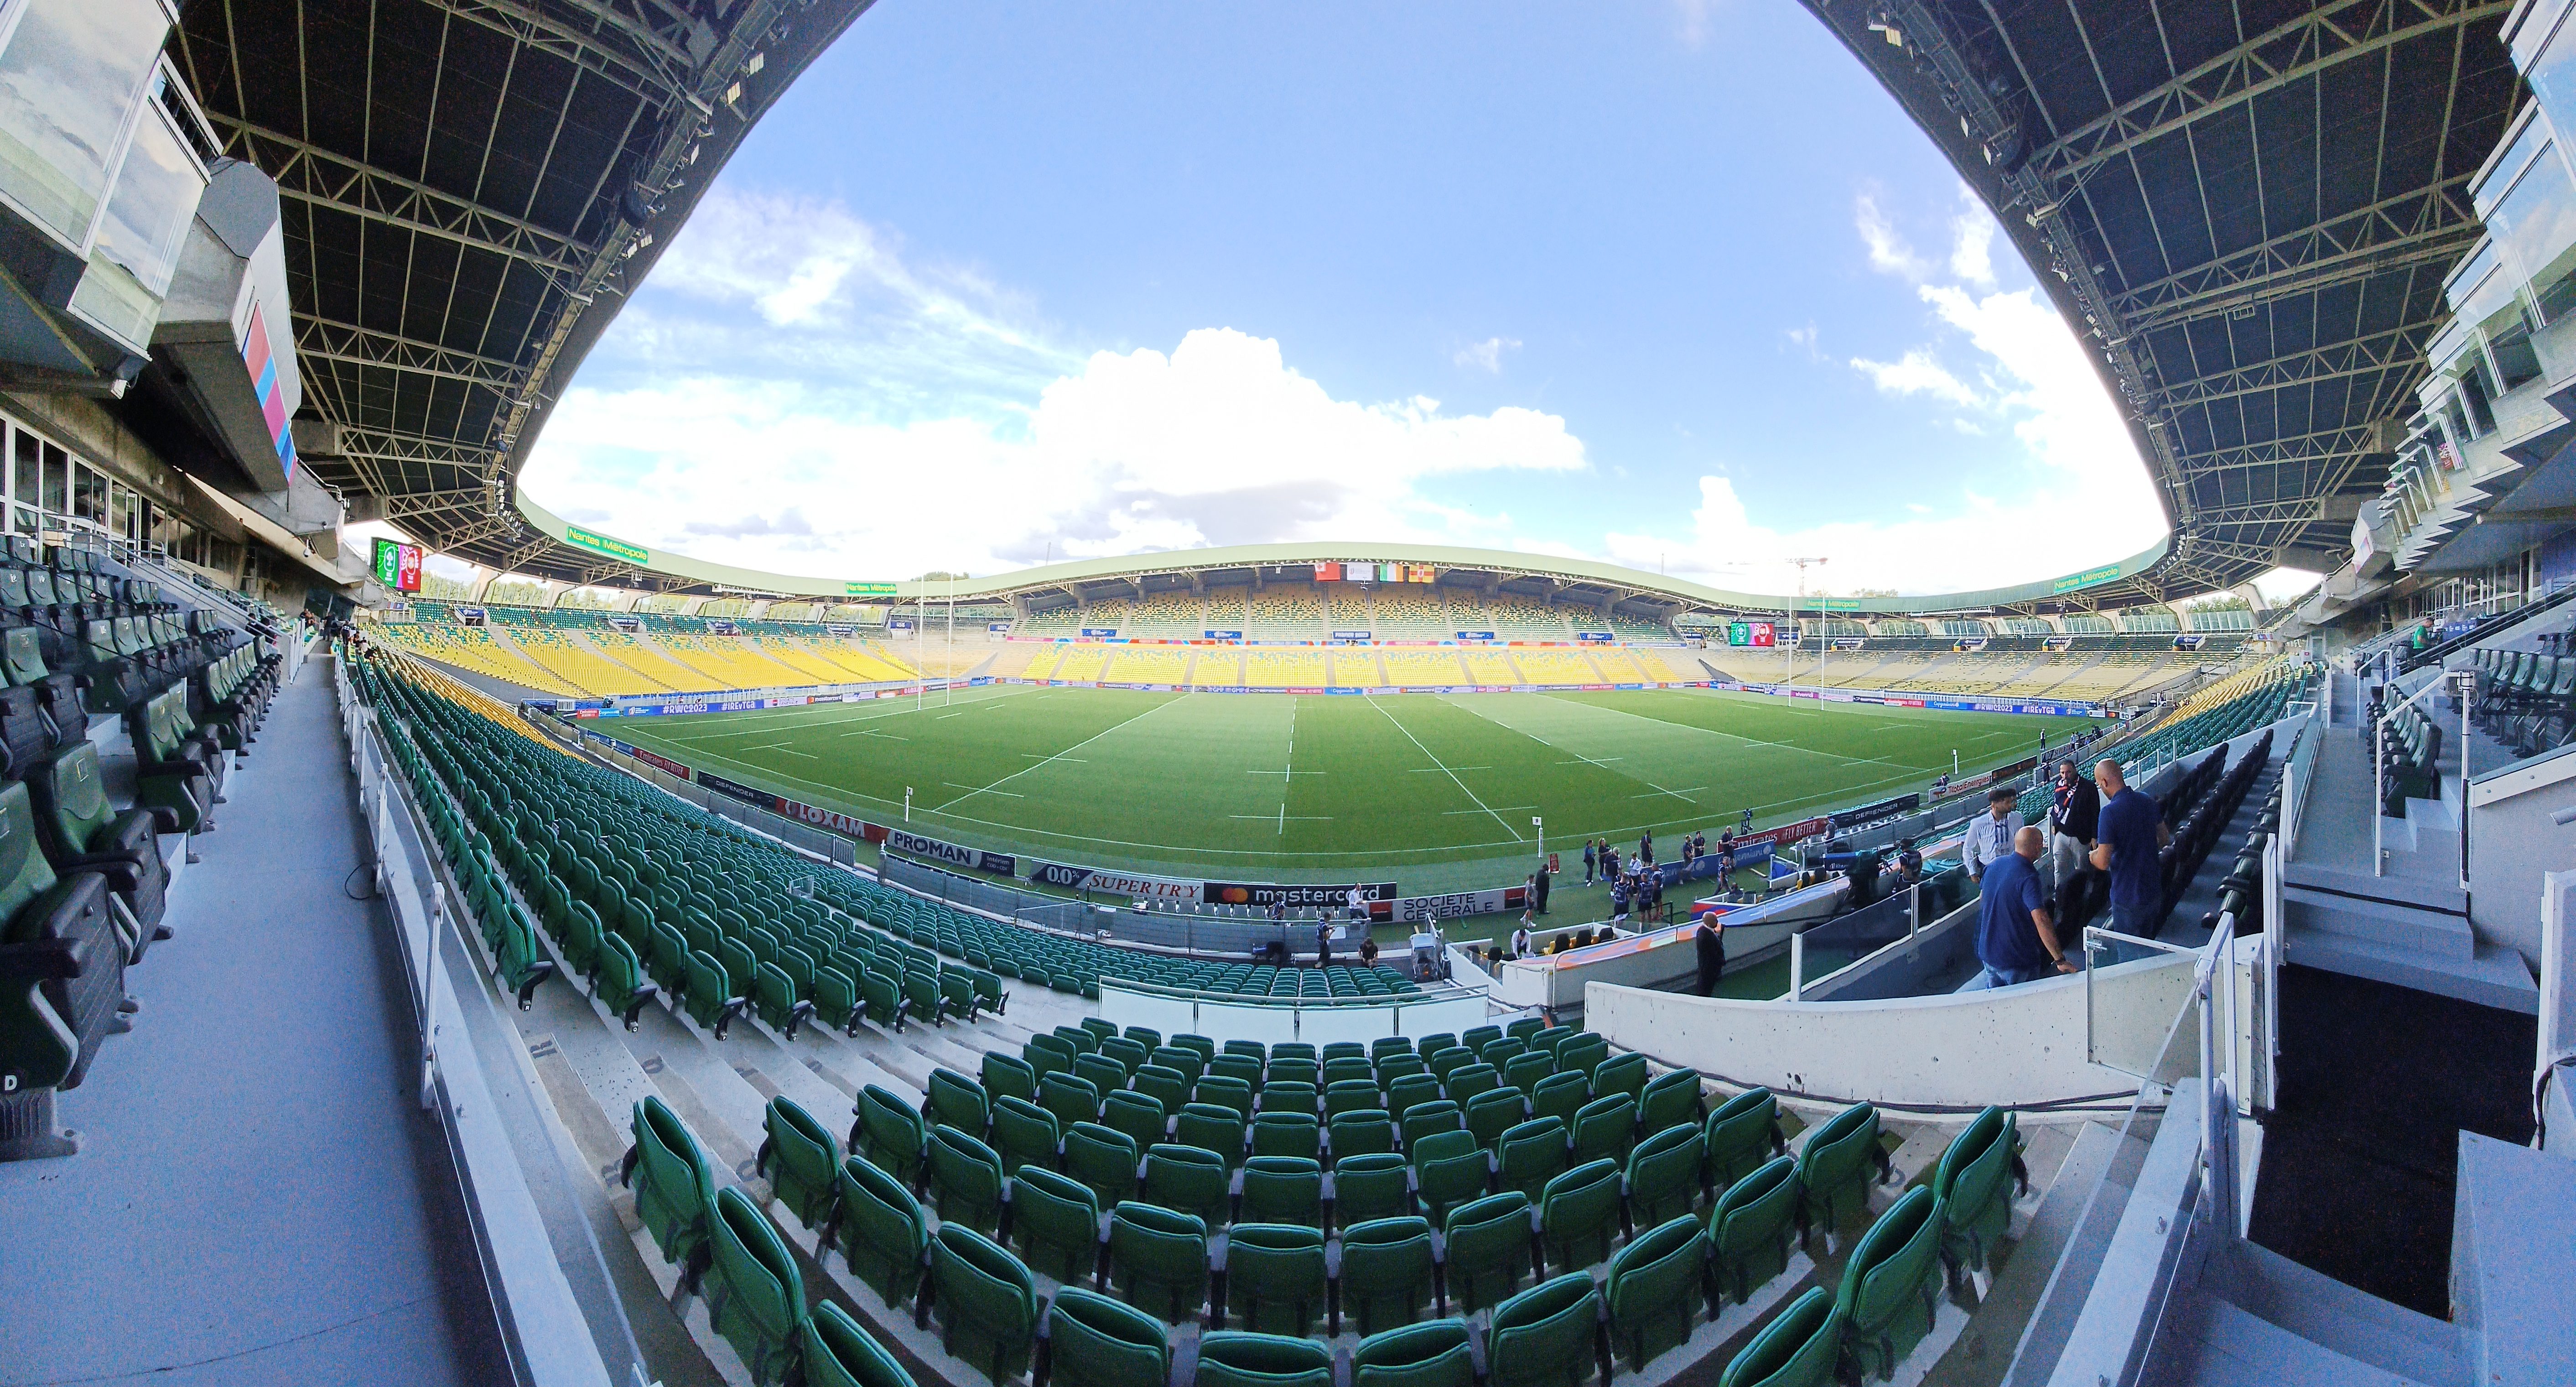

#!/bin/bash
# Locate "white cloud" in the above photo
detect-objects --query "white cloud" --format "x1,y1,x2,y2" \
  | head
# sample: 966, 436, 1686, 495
524, 327, 1585, 580
1947, 185, 1998, 284
1849, 348, 1981, 407
1454, 336, 1522, 373
1673, 0, 1723, 48
1854, 190, 1930, 280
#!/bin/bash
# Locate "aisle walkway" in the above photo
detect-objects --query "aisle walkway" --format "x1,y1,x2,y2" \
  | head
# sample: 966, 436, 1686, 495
0, 658, 507, 1386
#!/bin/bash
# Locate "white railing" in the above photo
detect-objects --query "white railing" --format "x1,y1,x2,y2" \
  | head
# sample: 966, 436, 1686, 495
335, 661, 619, 1387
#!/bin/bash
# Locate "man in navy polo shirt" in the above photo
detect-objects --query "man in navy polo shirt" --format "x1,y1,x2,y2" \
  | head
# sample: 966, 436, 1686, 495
1974, 826, 2074, 987
2089, 758, 2172, 936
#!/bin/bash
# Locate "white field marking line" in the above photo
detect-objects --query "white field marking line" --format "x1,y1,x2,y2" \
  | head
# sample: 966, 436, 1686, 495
1467, 711, 1699, 804
652, 685, 1021, 741
932, 693, 1192, 811
1025, 754, 1087, 761
1632, 786, 1706, 799
1410, 766, 1489, 772
774, 748, 819, 759
1232, 813, 1333, 821
841, 729, 908, 740
1364, 695, 1522, 840
945, 782, 1022, 797
1445, 804, 1539, 816
1248, 768, 1326, 775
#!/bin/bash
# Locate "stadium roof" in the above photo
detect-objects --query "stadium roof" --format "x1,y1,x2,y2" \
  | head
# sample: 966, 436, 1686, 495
514, 497, 2180, 615
1802, 0, 2519, 603
191, 0, 2517, 606
169, 0, 877, 574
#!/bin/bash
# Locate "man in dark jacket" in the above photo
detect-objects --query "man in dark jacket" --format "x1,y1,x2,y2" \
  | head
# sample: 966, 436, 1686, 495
2048, 759, 2100, 895
1695, 912, 1726, 995
1533, 864, 1552, 915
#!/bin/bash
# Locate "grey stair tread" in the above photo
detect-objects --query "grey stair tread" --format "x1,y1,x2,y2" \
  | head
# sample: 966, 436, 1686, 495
2202, 1241, 2469, 1387
2280, 860, 2468, 915
2159, 1292, 2446, 1387
2280, 890, 2475, 959
2283, 927, 2538, 1013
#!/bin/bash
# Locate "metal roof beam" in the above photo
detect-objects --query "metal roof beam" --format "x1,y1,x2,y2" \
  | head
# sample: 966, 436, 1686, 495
2108, 183, 2477, 328
2029, 0, 2510, 187
225, 121, 595, 282
424, 0, 691, 101
2153, 328, 2423, 408
295, 315, 532, 389
331, 426, 506, 470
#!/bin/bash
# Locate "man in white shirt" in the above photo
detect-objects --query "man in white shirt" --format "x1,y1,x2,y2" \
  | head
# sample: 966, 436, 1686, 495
1963, 786, 2025, 879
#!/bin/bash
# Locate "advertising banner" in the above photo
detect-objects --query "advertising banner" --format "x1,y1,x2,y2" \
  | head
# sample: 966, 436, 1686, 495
2172, 634, 2206, 651
706, 619, 740, 636
632, 747, 691, 779
1455, 630, 1496, 641
772, 796, 878, 841
885, 827, 1018, 876
1831, 637, 1867, 651
1080, 627, 1120, 638
1330, 630, 1373, 641
696, 770, 770, 807
457, 606, 487, 626
845, 581, 898, 597
1203, 881, 1398, 908
1204, 629, 1243, 640
1574, 631, 1613, 643
1031, 862, 1205, 903
1387, 884, 1529, 923
1727, 621, 1776, 648
1829, 793, 1922, 832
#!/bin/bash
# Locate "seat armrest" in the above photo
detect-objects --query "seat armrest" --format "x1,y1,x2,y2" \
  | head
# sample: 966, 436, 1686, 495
0, 935, 82, 979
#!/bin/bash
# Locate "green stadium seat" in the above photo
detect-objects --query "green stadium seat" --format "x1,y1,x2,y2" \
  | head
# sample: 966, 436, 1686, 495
1608, 1215, 1710, 1372
1712, 1156, 1800, 1304
990, 1096, 1059, 1180
1002, 1165, 1098, 1284
1047, 1287, 1169, 1387
1240, 1155, 1323, 1228
1412, 1128, 1488, 1224
1487, 1272, 1603, 1387
703, 1186, 805, 1386
1499, 1117, 1569, 1200
1837, 1187, 1944, 1379
925, 1068, 990, 1139
680, 948, 746, 1039
1637, 1068, 1704, 1139
591, 934, 660, 1032
1718, 1286, 1842, 1387
826, 1154, 928, 1306
1538, 1158, 1622, 1275
800, 1302, 916, 1387
1400, 1099, 1464, 1151
1353, 1319, 1476, 1387
1338, 1215, 1436, 1335
1531, 1070, 1590, 1127
1443, 1191, 1535, 1314
1109, 1199, 1210, 1324
1064, 1121, 1141, 1207
1796, 1103, 1886, 1247
1196, 1331, 1332, 1387
1444, 1061, 1500, 1109
1933, 1106, 2024, 1278
1143, 1142, 1231, 1228
1224, 1222, 1329, 1335
926, 1125, 1005, 1236
1504, 1050, 1553, 1097
1467, 1087, 1529, 1151
1334, 1151, 1412, 1226
1572, 1093, 1639, 1168
1174, 1102, 1246, 1168
1039, 1071, 1102, 1132
1707, 1087, 1783, 1189
1325, 1078, 1381, 1120
758, 1096, 840, 1230
927, 1226, 1037, 1384
1133, 1063, 1191, 1116
623, 1096, 716, 1288
1101, 1089, 1169, 1151
24, 738, 167, 945
852, 1085, 927, 1187
1627, 1122, 1705, 1230
1331, 1111, 1397, 1161
1240, 1105, 1321, 1158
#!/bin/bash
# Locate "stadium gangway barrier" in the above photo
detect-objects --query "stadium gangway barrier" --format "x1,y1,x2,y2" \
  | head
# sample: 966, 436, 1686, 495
2021, 898, 2275, 1382
1097, 976, 1503, 1048
337, 660, 633, 1387
2377, 667, 2474, 883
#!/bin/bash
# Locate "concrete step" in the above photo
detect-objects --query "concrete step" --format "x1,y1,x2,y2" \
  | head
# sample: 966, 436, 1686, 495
2453, 1132, 2576, 1387
2280, 859, 2467, 917
2283, 925, 2539, 1014
2197, 1239, 2468, 1387
2281, 887, 2476, 960
2148, 1290, 2449, 1387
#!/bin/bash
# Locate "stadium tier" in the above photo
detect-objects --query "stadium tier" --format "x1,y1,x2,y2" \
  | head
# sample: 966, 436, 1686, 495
368, 603, 920, 698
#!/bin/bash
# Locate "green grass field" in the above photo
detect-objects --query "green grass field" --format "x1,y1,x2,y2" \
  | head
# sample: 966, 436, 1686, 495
609, 685, 2095, 889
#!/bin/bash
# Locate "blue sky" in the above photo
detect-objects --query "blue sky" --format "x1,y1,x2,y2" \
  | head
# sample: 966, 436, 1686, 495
511, 0, 2199, 598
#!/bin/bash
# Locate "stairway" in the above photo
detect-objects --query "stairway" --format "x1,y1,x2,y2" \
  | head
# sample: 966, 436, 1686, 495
2280, 711, 2537, 1013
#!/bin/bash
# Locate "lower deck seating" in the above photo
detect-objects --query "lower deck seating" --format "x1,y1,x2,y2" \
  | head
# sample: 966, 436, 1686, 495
0, 542, 280, 1161
2471, 644, 2575, 759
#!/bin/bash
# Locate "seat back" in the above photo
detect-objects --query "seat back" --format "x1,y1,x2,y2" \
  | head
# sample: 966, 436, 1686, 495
1045, 1287, 1170, 1387
1488, 1272, 1601, 1387
1224, 1222, 1329, 1336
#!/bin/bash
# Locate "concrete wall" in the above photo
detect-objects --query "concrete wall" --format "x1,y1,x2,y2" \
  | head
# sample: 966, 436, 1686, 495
2468, 748, 2576, 967
1583, 949, 2200, 1108
1098, 984, 1494, 1048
